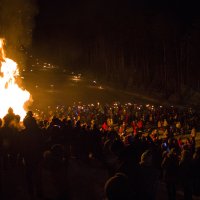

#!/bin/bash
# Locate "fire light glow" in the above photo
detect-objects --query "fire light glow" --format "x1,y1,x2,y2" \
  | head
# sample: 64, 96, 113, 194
0, 38, 31, 119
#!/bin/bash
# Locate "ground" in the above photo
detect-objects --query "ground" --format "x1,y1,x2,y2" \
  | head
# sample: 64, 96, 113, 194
22, 70, 159, 110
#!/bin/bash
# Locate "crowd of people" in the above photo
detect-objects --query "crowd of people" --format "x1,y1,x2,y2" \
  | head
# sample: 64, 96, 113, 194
0, 102, 200, 200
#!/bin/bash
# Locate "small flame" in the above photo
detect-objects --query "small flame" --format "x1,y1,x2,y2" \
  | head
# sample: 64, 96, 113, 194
0, 38, 31, 120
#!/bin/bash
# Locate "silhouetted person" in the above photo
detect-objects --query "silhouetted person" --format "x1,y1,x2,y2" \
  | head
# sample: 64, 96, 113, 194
179, 150, 193, 200
116, 144, 143, 199
104, 173, 134, 200
3, 107, 15, 127
1, 108, 18, 169
39, 144, 69, 200
162, 148, 179, 200
21, 111, 43, 199
139, 150, 159, 200
192, 147, 200, 196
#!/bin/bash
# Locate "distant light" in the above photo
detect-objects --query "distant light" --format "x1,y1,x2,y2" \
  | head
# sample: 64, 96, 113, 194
72, 76, 81, 81
21, 76, 24, 79
50, 84, 54, 87
98, 86, 103, 89
30, 69, 33, 72
35, 85, 38, 88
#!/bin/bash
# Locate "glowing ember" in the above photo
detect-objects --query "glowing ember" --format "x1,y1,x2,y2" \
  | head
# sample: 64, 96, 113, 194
0, 38, 31, 120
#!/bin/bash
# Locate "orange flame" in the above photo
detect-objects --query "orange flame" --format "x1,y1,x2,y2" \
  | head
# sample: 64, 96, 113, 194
0, 38, 31, 120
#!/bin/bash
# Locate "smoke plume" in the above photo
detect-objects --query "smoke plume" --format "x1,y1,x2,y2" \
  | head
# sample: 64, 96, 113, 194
0, 0, 38, 64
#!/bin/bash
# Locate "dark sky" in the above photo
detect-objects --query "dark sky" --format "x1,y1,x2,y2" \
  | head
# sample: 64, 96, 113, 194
33, 0, 199, 57
32, 1, 199, 65
33, 0, 200, 53
34, 0, 198, 38
35, 0, 198, 26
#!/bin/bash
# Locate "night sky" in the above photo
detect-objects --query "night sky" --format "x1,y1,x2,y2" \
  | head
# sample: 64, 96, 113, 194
34, 0, 199, 38
33, 0, 200, 58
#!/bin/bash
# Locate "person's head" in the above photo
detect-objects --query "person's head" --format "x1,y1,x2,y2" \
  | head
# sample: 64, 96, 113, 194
8, 107, 13, 114
67, 119, 72, 127
193, 147, 200, 160
26, 111, 33, 117
38, 120, 44, 128
15, 115, 20, 124
51, 116, 60, 125
180, 150, 191, 161
169, 148, 177, 157
23, 111, 37, 129
104, 173, 133, 200
76, 120, 81, 128
140, 150, 153, 166
111, 139, 125, 157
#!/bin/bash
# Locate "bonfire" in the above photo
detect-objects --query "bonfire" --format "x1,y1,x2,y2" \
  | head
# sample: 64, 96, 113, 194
0, 38, 31, 119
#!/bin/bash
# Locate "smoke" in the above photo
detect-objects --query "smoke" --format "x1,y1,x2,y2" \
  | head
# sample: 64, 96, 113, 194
0, 0, 38, 63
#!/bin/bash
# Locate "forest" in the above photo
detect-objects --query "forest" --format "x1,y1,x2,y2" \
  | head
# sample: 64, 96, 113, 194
33, 0, 200, 101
